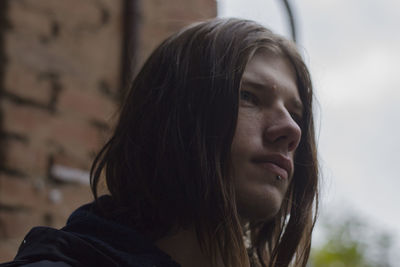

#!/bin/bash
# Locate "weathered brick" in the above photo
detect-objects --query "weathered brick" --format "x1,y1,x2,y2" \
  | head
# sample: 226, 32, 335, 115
2, 99, 104, 155
0, 209, 44, 239
2, 139, 48, 178
50, 150, 92, 175
2, 99, 54, 136
8, 0, 54, 38
46, 115, 105, 158
3, 62, 54, 105
0, 238, 21, 262
143, 0, 216, 22
57, 86, 117, 123
0, 174, 46, 208
0, 175, 92, 237
5, 1, 123, 103
4, 31, 70, 75
9, 0, 105, 32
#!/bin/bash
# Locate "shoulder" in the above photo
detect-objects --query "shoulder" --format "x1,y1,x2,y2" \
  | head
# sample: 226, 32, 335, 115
11, 226, 118, 267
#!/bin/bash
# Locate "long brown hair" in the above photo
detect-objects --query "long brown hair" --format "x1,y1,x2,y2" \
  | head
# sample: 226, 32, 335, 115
90, 18, 319, 267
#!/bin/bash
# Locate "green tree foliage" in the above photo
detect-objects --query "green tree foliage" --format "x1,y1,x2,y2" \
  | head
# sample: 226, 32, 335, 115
310, 214, 393, 267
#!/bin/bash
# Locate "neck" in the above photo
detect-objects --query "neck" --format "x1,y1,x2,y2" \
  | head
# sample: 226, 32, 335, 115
155, 227, 223, 267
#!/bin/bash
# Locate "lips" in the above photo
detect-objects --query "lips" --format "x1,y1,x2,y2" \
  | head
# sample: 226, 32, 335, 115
252, 154, 293, 180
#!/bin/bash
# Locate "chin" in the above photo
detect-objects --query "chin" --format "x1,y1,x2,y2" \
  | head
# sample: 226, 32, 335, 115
236, 186, 285, 223
242, 205, 282, 223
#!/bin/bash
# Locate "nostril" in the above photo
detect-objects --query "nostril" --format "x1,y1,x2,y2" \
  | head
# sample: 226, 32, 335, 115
288, 139, 298, 152
289, 131, 301, 151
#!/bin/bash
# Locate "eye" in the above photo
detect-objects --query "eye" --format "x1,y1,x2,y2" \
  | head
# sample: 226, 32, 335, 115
239, 90, 258, 106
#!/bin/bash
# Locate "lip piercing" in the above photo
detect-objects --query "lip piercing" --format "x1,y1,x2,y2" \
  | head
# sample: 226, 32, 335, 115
276, 175, 282, 181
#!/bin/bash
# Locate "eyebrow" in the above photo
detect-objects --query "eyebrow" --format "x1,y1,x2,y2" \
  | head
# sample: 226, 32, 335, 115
241, 80, 304, 114
241, 80, 268, 92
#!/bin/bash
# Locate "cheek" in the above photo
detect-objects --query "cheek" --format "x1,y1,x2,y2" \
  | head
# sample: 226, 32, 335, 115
230, 110, 289, 221
231, 110, 261, 154
230, 109, 264, 192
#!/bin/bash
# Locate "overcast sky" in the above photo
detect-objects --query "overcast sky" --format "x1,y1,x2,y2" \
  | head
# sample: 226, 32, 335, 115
218, 0, 400, 261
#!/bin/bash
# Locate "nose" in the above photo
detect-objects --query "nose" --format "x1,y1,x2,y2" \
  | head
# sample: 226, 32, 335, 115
262, 109, 302, 152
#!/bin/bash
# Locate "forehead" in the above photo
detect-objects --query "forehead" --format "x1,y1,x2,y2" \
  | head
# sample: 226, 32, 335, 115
241, 50, 302, 108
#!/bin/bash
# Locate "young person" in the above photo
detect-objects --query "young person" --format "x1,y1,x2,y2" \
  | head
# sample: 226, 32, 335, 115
3, 18, 319, 267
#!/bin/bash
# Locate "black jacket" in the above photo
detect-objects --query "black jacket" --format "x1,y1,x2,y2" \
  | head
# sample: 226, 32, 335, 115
1, 196, 181, 267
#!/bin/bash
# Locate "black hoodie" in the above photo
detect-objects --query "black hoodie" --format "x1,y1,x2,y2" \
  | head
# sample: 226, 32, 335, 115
1, 196, 181, 267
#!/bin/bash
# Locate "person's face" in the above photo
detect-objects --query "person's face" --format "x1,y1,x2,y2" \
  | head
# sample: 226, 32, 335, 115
231, 50, 302, 222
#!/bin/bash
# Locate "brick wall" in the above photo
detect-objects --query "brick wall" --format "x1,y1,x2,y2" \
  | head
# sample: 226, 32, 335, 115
0, 0, 216, 262
0, 0, 123, 260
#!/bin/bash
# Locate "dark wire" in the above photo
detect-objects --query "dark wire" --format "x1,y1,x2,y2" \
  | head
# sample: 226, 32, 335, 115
280, 0, 297, 43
